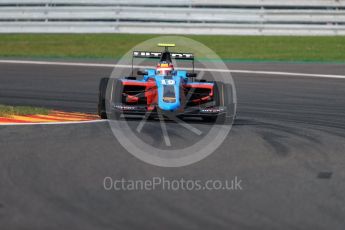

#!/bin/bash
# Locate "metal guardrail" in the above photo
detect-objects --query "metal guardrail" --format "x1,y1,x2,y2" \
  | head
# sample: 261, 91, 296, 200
0, 0, 345, 35
1, 7, 345, 23
1, 0, 345, 7
1, 22, 345, 35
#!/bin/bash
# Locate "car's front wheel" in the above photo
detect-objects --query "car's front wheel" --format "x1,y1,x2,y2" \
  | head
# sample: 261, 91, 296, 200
98, 77, 109, 119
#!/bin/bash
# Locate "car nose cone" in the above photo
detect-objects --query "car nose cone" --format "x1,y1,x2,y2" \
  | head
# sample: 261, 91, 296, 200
158, 101, 181, 111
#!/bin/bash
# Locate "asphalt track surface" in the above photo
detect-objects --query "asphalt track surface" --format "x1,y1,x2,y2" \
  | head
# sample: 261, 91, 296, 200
1, 60, 345, 229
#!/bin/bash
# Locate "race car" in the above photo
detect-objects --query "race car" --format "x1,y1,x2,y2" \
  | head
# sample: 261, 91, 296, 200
98, 43, 234, 123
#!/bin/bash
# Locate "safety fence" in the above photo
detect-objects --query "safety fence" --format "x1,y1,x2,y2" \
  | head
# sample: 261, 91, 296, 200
0, 0, 344, 35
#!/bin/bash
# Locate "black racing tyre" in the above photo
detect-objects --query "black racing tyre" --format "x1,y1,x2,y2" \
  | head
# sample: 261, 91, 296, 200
202, 116, 217, 122
202, 113, 228, 124
144, 112, 155, 121
202, 81, 233, 124
108, 78, 124, 120
98, 77, 109, 119
111, 110, 122, 120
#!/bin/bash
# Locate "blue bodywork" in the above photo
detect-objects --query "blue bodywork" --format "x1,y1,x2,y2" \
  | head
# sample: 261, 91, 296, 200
123, 69, 190, 111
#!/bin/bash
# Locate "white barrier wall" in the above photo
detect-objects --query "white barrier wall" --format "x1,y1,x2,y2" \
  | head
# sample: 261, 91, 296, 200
0, 0, 345, 35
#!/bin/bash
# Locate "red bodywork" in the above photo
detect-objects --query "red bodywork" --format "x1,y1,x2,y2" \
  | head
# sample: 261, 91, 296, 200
121, 80, 214, 108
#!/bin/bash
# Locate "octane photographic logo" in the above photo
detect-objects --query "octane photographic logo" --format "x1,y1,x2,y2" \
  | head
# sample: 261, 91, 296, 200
106, 36, 237, 167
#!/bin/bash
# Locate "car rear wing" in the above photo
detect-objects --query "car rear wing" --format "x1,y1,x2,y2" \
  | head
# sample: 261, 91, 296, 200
133, 51, 194, 60
131, 51, 195, 76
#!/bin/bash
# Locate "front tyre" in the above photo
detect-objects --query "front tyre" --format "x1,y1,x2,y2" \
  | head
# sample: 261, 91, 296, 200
98, 77, 109, 119
108, 78, 125, 120
202, 81, 234, 124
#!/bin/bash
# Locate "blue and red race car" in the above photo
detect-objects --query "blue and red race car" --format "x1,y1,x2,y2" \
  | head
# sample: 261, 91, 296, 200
98, 43, 233, 123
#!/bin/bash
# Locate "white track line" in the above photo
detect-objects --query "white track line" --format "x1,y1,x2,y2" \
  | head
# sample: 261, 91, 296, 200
1, 59, 345, 79
0, 120, 106, 126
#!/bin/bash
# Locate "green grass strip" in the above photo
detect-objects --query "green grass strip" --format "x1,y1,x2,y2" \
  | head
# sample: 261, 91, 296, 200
0, 104, 50, 117
0, 34, 344, 62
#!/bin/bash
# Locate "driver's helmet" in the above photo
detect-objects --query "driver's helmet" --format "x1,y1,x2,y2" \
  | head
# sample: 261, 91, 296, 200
156, 62, 174, 76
